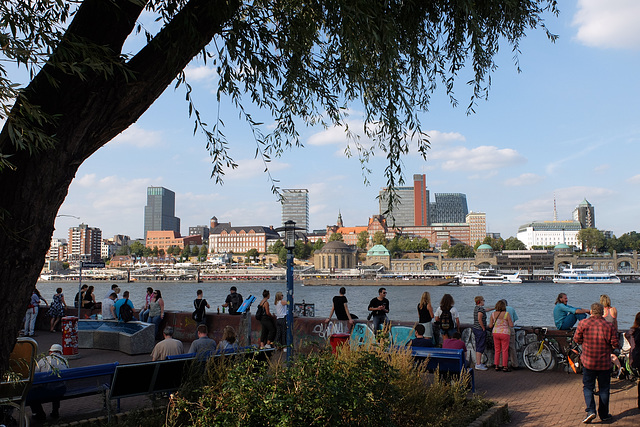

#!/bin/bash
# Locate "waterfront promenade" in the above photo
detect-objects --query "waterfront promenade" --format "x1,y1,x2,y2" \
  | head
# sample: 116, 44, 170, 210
20, 332, 640, 426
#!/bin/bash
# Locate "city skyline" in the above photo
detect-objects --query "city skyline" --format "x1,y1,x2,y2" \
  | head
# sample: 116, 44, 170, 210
49, 2, 640, 240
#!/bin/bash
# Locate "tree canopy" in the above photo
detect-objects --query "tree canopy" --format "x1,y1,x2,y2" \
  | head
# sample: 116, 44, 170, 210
0, 0, 558, 374
447, 243, 475, 258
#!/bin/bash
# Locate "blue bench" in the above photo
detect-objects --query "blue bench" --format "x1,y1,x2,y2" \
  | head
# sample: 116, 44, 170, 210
26, 362, 119, 417
404, 347, 475, 392
110, 347, 275, 403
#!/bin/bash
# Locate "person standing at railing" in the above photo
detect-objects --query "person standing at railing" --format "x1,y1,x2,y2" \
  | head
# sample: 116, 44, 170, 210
573, 303, 618, 424
23, 288, 47, 337
472, 296, 493, 371
554, 293, 590, 330
488, 299, 513, 372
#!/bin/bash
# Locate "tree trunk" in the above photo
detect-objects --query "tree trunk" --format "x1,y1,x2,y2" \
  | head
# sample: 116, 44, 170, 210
0, 0, 238, 375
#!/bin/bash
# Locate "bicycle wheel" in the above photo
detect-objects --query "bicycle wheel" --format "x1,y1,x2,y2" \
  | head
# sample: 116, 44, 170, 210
523, 341, 553, 372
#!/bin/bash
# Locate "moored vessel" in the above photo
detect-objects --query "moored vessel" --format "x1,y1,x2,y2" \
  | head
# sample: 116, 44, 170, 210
459, 269, 522, 286
552, 265, 621, 284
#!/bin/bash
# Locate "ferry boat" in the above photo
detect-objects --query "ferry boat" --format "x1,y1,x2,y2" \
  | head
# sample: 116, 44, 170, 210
459, 269, 522, 286
552, 265, 621, 284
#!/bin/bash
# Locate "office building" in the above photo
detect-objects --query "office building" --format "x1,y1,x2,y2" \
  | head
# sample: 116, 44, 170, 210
573, 198, 595, 229
466, 212, 487, 246
430, 193, 468, 224
145, 230, 202, 251
281, 189, 309, 233
209, 217, 281, 253
378, 174, 429, 227
189, 225, 210, 240
47, 238, 67, 261
144, 186, 180, 238
68, 224, 102, 262
516, 221, 582, 250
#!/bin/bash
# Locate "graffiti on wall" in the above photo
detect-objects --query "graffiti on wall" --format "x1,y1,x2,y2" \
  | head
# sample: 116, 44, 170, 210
311, 321, 349, 339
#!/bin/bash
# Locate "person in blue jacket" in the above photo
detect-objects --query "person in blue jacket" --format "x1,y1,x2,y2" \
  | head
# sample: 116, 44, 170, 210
554, 293, 590, 330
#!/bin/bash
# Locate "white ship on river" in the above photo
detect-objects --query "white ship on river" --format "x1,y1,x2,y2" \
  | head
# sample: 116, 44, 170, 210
459, 269, 522, 286
552, 265, 621, 284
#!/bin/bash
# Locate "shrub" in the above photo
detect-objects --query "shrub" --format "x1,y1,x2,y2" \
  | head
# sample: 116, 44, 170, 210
167, 346, 491, 427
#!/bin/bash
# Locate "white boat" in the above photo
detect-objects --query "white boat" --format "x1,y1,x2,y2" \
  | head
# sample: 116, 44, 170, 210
459, 269, 522, 286
552, 265, 621, 284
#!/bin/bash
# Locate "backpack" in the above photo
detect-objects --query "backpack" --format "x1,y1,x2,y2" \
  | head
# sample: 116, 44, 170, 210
120, 299, 133, 322
439, 308, 453, 331
255, 303, 265, 321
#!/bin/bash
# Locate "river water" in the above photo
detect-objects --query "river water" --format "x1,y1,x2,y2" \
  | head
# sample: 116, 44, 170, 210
36, 281, 640, 330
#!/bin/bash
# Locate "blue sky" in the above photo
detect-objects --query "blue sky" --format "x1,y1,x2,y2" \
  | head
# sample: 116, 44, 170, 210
49, 1, 640, 241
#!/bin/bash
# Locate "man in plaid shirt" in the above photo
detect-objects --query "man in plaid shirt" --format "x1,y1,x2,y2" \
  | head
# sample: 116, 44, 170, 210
573, 302, 619, 424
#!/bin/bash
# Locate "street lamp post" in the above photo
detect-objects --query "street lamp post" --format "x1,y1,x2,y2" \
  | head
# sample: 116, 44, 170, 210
283, 220, 296, 364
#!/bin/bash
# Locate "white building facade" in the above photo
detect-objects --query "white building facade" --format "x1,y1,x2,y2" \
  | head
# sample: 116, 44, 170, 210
516, 221, 582, 250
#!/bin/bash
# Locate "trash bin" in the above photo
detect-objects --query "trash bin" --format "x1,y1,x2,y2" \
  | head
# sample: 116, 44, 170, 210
61, 316, 79, 356
329, 333, 350, 354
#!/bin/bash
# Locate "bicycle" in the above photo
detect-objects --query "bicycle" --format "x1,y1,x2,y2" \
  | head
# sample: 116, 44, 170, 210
523, 327, 581, 373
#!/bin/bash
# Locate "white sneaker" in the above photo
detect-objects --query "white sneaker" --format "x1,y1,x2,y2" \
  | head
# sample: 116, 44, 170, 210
475, 364, 488, 371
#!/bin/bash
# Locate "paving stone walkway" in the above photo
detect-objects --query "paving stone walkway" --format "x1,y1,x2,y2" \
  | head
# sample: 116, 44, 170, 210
475, 367, 640, 426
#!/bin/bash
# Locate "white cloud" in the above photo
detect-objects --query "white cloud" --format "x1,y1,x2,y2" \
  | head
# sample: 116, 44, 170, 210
75, 174, 97, 187
627, 174, 640, 184
432, 146, 525, 172
184, 65, 218, 83
222, 158, 290, 180
594, 164, 610, 173
425, 130, 466, 147
573, 0, 640, 50
57, 176, 156, 239
504, 173, 544, 187
112, 124, 163, 148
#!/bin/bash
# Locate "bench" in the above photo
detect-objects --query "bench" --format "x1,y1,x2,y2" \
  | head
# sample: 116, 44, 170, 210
404, 347, 475, 392
165, 345, 260, 361
26, 362, 119, 418
110, 348, 275, 404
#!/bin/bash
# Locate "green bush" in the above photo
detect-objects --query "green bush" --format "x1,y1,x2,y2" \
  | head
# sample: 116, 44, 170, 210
167, 346, 491, 427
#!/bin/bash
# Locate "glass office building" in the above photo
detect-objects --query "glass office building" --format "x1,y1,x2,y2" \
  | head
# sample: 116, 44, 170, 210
144, 186, 180, 238
282, 189, 309, 233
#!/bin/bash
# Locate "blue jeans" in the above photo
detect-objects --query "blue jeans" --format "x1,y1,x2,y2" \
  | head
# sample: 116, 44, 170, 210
148, 315, 162, 338
560, 312, 587, 330
371, 314, 388, 333
582, 367, 610, 417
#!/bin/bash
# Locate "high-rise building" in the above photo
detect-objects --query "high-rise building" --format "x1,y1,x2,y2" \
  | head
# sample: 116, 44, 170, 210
281, 189, 309, 233
466, 211, 487, 245
573, 198, 595, 229
144, 186, 180, 238
68, 224, 102, 262
430, 193, 468, 224
378, 174, 429, 227
413, 174, 429, 226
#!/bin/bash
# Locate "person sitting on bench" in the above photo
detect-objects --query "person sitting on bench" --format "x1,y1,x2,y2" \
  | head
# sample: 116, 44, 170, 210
151, 326, 184, 361
30, 344, 69, 421
409, 324, 434, 348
